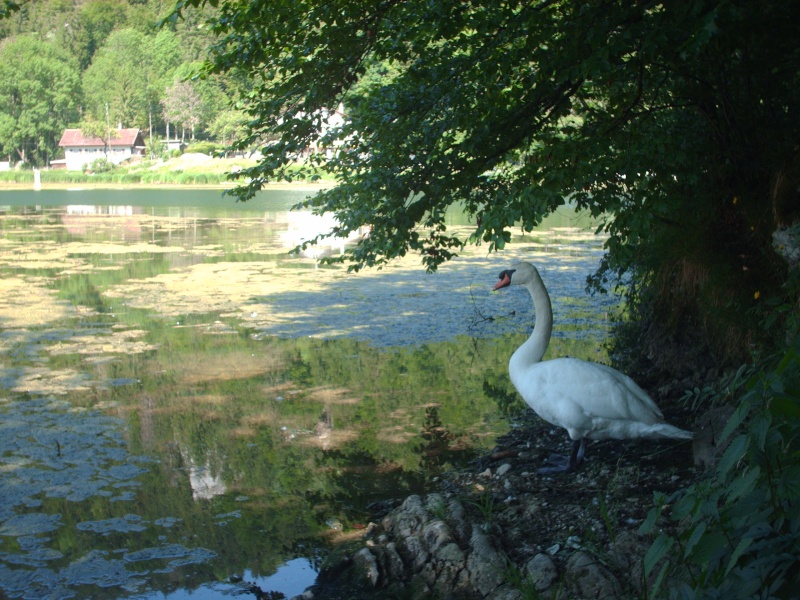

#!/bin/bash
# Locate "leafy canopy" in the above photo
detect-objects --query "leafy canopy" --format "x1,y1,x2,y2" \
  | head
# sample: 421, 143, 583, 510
0, 34, 81, 165
171, 1, 799, 305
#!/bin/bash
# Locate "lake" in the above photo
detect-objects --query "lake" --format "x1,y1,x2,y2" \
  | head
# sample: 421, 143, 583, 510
0, 188, 615, 599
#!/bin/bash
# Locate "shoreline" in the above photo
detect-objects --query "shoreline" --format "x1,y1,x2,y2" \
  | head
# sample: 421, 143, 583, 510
0, 181, 336, 192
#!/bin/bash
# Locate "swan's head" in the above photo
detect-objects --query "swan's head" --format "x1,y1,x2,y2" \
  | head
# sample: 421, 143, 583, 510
492, 262, 539, 290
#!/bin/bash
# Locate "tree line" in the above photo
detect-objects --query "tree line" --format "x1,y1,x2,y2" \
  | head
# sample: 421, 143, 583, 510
0, 0, 246, 167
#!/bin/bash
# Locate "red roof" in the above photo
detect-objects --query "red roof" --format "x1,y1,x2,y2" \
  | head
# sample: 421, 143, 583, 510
59, 128, 144, 148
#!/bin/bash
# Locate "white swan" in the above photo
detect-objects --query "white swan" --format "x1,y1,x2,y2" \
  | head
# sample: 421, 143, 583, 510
493, 262, 693, 473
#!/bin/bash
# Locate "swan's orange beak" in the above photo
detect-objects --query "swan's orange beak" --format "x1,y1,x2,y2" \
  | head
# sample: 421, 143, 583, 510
493, 273, 511, 290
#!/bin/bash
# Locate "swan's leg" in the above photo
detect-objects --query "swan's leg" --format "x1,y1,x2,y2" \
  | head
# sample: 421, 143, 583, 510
538, 439, 586, 475
573, 438, 586, 466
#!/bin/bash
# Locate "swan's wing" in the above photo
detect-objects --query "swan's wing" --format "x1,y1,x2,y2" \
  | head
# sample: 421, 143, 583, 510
512, 358, 664, 428
574, 359, 664, 419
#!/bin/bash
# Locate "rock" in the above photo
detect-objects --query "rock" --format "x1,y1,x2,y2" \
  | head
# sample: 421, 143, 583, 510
466, 529, 505, 596
422, 519, 454, 553
378, 542, 405, 582
352, 548, 380, 587
434, 541, 465, 564
446, 498, 471, 543
302, 408, 700, 600
402, 533, 430, 571
609, 531, 648, 593
525, 553, 558, 592
488, 588, 525, 600
495, 463, 512, 477
546, 543, 561, 555
565, 551, 623, 599
692, 404, 735, 468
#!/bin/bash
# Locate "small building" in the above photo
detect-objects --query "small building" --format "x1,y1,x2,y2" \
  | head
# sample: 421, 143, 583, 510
58, 128, 146, 171
164, 139, 186, 154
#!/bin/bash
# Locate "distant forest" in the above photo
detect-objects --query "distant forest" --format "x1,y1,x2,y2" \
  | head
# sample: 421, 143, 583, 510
0, 0, 247, 166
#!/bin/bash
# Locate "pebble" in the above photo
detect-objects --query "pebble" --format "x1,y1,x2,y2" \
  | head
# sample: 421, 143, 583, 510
495, 463, 512, 477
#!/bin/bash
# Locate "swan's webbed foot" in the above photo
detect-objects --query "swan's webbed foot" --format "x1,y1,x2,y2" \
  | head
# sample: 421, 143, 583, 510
537, 439, 586, 475
537, 456, 573, 475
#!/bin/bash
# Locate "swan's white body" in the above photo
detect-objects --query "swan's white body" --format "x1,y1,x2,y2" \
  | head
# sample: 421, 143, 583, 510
494, 262, 692, 470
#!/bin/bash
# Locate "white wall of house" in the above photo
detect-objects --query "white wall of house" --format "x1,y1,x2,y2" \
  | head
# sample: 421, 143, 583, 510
63, 146, 135, 171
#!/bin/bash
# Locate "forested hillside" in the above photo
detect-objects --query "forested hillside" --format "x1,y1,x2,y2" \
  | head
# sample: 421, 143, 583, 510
0, 0, 245, 166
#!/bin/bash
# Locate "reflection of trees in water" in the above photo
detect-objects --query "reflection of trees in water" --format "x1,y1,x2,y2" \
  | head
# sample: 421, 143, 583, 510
482, 380, 528, 419
418, 405, 480, 474
303, 447, 427, 527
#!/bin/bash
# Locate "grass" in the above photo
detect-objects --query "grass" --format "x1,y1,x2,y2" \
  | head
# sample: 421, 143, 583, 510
0, 155, 337, 187
465, 491, 497, 525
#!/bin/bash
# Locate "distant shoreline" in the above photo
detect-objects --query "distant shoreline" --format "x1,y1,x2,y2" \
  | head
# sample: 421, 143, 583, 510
0, 181, 335, 192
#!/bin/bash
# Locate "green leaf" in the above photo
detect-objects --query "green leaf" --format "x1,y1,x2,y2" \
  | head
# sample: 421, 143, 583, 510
650, 560, 671, 600
643, 533, 674, 578
689, 531, 728, 566
725, 467, 760, 502
639, 506, 661, 535
724, 537, 754, 576
717, 434, 748, 477
720, 403, 749, 444
770, 393, 800, 419
683, 522, 706, 557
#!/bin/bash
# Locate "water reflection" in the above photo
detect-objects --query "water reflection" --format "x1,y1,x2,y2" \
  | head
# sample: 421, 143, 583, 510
0, 188, 615, 599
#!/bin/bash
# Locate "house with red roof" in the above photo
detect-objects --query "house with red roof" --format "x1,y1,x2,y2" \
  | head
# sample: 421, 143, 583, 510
58, 128, 146, 171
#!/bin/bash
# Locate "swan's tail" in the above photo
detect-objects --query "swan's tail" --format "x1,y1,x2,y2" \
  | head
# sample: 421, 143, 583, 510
589, 420, 694, 441
639, 422, 694, 440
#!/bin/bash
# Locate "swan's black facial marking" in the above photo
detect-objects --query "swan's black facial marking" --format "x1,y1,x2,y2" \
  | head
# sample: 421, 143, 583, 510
492, 268, 516, 290
498, 269, 516, 281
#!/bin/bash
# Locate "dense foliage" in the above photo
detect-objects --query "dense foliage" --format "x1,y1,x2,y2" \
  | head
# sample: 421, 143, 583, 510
0, 0, 239, 166
172, 0, 800, 364
641, 346, 800, 598
0, 34, 81, 164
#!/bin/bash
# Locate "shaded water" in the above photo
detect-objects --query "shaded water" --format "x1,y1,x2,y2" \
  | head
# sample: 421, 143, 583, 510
0, 188, 615, 599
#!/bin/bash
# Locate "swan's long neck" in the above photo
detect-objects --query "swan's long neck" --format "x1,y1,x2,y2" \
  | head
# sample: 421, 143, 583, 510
511, 270, 553, 368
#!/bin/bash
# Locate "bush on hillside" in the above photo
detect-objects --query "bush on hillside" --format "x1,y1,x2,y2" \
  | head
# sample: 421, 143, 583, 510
186, 141, 218, 155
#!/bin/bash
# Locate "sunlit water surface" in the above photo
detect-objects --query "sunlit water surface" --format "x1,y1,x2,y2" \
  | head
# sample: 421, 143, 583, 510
0, 188, 616, 599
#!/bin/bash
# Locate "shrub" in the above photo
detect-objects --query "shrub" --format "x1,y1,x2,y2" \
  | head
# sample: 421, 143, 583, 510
90, 157, 114, 173
641, 344, 800, 598
186, 141, 218, 155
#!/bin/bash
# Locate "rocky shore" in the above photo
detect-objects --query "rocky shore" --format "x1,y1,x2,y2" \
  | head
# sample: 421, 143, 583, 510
293, 402, 712, 600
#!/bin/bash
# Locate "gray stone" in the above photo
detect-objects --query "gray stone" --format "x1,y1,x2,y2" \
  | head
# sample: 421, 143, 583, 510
609, 531, 653, 592
467, 529, 504, 596
526, 552, 558, 592
351, 547, 380, 587
565, 550, 623, 599
488, 587, 525, 600
403, 534, 430, 572
434, 541, 465, 564
422, 519, 453, 553
495, 463, 512, 477
380, 542, 406, 581
447, 498, 471, 544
